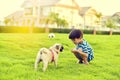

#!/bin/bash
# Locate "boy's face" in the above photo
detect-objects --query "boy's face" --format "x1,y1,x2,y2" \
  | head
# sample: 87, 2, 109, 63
71, 38, 83, 45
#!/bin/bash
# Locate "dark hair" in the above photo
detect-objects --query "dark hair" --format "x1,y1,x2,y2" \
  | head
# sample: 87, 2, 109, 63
69, 29, 83, 39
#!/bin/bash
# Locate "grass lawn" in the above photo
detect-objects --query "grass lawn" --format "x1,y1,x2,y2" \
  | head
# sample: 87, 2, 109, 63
0, 33, 120, 80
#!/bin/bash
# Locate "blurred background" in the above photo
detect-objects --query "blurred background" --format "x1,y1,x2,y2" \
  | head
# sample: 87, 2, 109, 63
0, 0, 120, 34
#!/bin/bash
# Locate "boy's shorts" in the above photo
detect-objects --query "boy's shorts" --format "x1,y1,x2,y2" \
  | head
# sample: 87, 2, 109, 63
75, 53, 94, 62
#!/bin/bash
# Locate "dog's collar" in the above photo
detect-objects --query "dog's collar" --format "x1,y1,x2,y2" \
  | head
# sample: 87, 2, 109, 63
49, 49, 54, 62
50, 49, 59, 54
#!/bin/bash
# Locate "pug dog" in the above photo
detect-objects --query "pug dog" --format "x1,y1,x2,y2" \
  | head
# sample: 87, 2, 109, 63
34, 43, 64, 72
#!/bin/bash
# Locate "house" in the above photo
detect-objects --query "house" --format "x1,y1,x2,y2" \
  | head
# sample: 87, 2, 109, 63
112, 12, 120, 17
112, 12, 120, 27
79, 7, 98, 28
4, 11, 24, 26
101, 12, 120, 27
5, 0, 98, 28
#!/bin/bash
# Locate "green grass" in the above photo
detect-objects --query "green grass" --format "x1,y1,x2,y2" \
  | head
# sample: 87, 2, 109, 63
0, 33, 120, 80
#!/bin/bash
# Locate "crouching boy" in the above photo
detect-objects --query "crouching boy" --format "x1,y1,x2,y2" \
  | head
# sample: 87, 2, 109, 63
69, 29, 94, 64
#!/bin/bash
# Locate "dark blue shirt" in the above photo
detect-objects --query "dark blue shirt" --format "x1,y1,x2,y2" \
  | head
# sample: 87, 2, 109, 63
76, 39, 94, 62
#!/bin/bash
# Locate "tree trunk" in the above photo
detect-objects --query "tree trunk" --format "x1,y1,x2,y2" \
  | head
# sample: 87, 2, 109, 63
45, 25, 49, 33
93, 29, 96, 35
109, 29, 112, 35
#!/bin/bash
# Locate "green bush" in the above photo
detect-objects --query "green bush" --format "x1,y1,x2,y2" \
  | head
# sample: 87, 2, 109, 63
0, 26, 120, 35
113, 31, 120, 35
96, 31, 109, 35
83, 29, 93, 34
33, 27, 45, 33
0, 26, 45, 33
0, 26, 29, 33
49, 28, 72, 33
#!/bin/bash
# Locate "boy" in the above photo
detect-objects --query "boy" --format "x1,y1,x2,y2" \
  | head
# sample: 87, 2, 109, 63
69, 29, 94, 64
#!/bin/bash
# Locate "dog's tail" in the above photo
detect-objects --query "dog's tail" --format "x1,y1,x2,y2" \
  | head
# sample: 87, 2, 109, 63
34, 50, 42, 70
36, 50, 43, 61
41, 48, 48, 54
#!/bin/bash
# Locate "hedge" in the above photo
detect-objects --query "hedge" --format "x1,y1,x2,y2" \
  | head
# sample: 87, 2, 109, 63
0, 26, 120, 35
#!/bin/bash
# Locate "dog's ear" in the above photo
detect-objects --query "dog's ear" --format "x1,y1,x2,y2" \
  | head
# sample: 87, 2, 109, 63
60, 46, 64, 52
55, 45, 60, 50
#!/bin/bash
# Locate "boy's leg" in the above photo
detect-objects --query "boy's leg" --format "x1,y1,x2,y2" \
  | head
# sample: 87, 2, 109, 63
83, 57, 89, 64
72, 52, 83, 63
71, 48, 89, 64
73, 51, 89, 64
76, 49, 89, 64
80, 53, 89, 64
87, 54, 94, 62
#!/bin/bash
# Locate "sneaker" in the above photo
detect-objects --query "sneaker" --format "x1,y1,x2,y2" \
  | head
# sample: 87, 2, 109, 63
76, 60, 83, 64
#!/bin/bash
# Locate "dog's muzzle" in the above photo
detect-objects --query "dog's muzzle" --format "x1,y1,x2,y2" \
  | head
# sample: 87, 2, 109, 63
60, 46, 64, 52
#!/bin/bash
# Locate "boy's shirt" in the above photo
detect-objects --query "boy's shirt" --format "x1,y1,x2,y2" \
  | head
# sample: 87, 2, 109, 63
76, 39, 94, 61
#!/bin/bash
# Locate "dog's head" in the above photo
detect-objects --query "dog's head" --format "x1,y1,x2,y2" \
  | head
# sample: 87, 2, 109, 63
53, 43, 64, 52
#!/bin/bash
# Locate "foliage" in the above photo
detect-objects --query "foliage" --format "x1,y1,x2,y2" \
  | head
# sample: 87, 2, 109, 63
116, 18, 120, 24
0, 26, 120, 34
0, 34, 120, 80
94, 12, 102, 25
0, 26, 45, 33
112, 16, 120, 27
105, 19, 116, 28
94, 12, 102, 19
4, 19, 11, 25
45, 12, 68, 27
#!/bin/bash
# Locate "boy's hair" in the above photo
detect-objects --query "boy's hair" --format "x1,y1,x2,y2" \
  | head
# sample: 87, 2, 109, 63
69, 29, 83, 39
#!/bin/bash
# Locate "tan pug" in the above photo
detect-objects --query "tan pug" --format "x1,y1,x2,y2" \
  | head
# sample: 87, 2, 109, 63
34, 43, 64, 72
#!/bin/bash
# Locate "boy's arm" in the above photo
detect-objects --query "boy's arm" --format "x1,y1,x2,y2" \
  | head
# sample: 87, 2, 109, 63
71, 48, 89, 64
71, 48, 82, 53
71, 48, 88, 57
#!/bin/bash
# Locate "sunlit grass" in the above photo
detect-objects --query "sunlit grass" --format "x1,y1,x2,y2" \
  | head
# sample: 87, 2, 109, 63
0, 33, 120, 80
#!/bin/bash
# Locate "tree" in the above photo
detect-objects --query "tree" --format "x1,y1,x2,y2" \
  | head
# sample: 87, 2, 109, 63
44, 12, 68, 33
44, 12, 58, 33
105, 18, 116, 35
112, 16, 120, 28
4, 19, 10, 25
45, 12, 68, 28
106, 19, 116, 28
55, 17, 68, 28
94, 12, 102, 26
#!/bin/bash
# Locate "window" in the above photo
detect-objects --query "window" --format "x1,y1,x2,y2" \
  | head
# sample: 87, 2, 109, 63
42, 7, 51, 16
25, 8, 33, 15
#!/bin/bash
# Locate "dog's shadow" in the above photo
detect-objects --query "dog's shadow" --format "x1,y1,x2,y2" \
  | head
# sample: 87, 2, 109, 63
39, 66, 64, 72
48, 65, 64, 70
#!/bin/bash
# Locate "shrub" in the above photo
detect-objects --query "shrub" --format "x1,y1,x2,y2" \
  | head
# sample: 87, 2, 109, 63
0, 26, 120, 35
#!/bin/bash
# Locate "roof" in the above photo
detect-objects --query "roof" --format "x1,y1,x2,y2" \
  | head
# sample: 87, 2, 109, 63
102, 16, 111, 21
112, 12, 120, 17
21, 0, 33, 8
54, 0, 80, 10
5, 11, 24, 19
22, 0, 59, 8
79, 7, 91, 16
38, 0, 59, 6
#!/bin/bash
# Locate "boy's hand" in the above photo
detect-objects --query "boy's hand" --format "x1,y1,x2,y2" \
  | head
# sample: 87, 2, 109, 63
71, 48, 83, 54
71, 49, 79, 53
78, 48, 83, 53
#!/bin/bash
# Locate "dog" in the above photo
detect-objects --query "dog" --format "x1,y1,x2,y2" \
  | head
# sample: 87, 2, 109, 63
34, 43, 64, 72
